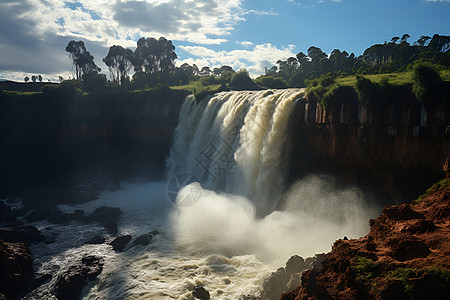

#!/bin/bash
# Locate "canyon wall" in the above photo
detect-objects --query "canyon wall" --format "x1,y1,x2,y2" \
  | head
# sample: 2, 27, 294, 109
289, 92, 449, 204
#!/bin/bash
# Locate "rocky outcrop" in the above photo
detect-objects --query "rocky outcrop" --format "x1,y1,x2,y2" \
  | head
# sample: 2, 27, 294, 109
193, 286, 210, 300
87, 206, 122, 234
259, 255, 322, 300
0, 240, 34, 299
0, 226, 43, 245
281, 178, 450, 300
110, 235, 132, 252
53, 255, 103, 300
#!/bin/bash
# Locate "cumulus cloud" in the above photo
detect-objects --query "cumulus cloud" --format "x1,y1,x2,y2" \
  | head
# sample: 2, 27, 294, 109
1, 0, 282, 80
178, 43, 296, 77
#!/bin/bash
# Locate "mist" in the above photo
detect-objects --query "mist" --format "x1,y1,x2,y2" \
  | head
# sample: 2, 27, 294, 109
171, 175, 380, 265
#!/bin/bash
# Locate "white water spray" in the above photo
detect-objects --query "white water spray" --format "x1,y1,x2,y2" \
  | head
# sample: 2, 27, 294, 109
167, 89, 304, 214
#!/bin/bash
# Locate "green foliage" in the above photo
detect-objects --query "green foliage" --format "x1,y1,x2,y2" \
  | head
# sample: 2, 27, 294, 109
411, 63, 443, 102
355, 75, 382, 105
413, 177, 450, 204
352, 257, 379, 282
199, 76, 218, 86
42, 80, 83, 97
389, 268, 422, 294
255, 75, 288, 89
229, 70, 261, 91
389, 267, 450, 296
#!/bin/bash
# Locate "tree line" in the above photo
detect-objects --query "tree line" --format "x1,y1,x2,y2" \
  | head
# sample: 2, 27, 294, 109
63, 37, 237, 91
255, 34, 449, 89
60, 33, 448, 92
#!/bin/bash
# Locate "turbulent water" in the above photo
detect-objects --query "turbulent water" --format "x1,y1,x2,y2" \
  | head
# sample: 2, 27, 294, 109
22, 89, 378, 299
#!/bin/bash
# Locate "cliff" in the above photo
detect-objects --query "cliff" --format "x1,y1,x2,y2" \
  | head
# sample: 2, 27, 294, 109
289, 89, 449, 204
0, 86, 189, 183
281, 178, 450, 300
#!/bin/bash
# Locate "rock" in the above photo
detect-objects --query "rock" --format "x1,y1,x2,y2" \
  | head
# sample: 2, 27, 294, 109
87, 206, 122, 224
0, 240, 34, 299
53, 255, 103, 300
193, 286, 210, 300
85, 235, 106, 245
30, 274, 52, 290
25, 208, 58, 222
47, 211, 73, 224
285, 273, 302, 291
103, 222, 118, 234
0, 226, 43, 244
389, 236, 430, 261
384, 204, 424, 221
133, 234, 153, 246
72, 209, 85, 221
261, 267, 286, 300
87, 206, 122, 233
110, 235, 132, 252
285, 255, 306, 278
149, 230, 159, 236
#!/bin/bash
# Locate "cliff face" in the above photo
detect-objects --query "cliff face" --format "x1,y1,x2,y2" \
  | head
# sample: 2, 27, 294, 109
289, 92, 449, 204
281, 178, 450, 300
0, 88, 189, 182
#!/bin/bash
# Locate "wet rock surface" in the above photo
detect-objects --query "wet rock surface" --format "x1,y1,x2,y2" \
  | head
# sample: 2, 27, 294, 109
110, 235, 132, 252
0, 240, 34, 300
53, 255, 104, 300
193, 286, 210, 300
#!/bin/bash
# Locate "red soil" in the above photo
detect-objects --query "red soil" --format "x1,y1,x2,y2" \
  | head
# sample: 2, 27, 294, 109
281, 182, 450, 300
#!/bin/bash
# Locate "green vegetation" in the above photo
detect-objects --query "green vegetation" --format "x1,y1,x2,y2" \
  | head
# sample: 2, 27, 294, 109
389, 267, 450, 296
10, 33, 448, 102
352, 256, 379, 282
413, 177, 450, 204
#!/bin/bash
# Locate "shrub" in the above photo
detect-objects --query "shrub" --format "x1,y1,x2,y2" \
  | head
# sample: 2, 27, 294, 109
411, 63, 443, 102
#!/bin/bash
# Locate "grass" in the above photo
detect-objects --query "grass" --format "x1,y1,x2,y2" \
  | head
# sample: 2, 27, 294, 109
171, 81, 220, 100
413, 177, 450, 204
336, 68, 450, 88
1, 90, 42, 96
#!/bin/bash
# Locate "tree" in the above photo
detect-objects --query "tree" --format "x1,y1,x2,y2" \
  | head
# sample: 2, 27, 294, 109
199, 66, 212, 77
24, 76, 29, 83
38, 75, 42, 82
103, 45, 134, 85
307, 46, 327, 63
428, 34, 450, 53
65, 40, 101, 80
31, 75, 37, 82
133, 37, 177, 75
400, 34, 410, 44
391, 37, 400, 44
415, 35, 431, 47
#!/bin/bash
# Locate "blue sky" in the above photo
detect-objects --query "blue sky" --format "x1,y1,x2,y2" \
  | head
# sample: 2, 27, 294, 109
0, 0, 449, 81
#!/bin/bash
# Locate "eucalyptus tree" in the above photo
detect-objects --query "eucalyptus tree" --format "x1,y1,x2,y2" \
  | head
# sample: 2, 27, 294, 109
103, 45, 134, 85
65, 40, 101, 80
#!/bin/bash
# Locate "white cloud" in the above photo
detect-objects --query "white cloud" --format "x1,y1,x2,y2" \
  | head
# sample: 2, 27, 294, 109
425, 0, 450, 2
178, 43, 296, 77
0, 0, 256, 80
237, 41, 255, 47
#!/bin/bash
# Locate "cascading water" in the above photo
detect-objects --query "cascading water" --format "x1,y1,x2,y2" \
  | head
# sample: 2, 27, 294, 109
167, 89, 304, 214
21, 89, 379, 299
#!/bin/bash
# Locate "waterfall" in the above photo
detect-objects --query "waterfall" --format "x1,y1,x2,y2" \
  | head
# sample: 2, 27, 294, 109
167, 89, 306, 214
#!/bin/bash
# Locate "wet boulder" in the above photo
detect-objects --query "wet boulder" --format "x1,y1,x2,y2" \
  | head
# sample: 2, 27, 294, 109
53, 255, 103, 300
0, 240, 34, 299
193, 286, 210, 300
110, 235, 132, 252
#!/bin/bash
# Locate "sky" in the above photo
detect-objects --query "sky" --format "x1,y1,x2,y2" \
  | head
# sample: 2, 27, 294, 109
0, 0, 449, 81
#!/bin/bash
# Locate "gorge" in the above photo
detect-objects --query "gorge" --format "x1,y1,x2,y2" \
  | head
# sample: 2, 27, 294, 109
0, 86, 448, 299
